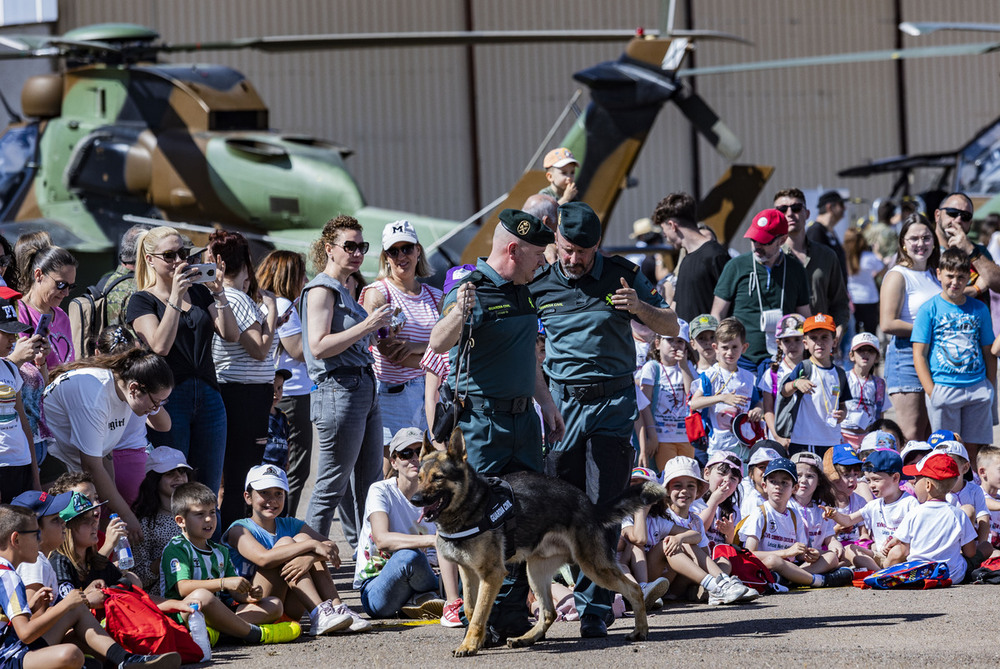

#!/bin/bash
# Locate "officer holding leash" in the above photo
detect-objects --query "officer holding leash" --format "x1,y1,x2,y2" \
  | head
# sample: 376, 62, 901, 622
530, 201, 677, 638
430, 208, 564, 643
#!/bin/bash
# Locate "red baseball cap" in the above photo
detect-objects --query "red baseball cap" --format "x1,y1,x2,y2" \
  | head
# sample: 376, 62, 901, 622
803, 313, 836, 333
902, 452, 960, 480
744, 209, 788, 244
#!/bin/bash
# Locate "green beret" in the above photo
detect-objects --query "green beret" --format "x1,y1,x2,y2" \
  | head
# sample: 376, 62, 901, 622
558, 202, 601, 248
498, 209, 554, 247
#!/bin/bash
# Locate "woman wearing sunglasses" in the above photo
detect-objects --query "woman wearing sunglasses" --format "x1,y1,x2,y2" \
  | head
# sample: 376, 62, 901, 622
302, 215, 392, 548
17, 243, 77, 369
126, 226, 238, 497
361, 221, 442, 472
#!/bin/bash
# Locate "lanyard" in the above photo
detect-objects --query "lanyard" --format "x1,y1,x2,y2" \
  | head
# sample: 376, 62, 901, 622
750, 254, 786, 315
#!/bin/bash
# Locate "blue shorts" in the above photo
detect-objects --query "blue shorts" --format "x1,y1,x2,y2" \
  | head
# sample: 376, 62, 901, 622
885, 337, 922, 395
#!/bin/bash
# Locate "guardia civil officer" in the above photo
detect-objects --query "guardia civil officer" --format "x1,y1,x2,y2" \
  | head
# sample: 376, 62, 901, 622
530, 201, 677, 638
429, 208, 564, 643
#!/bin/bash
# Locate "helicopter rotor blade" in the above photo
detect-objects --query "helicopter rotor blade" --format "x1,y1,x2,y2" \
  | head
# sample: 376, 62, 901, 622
676, 41, 1000, 78
672, 84, 742, 160
666, 29, 753, 45
899, 22, 1000, 37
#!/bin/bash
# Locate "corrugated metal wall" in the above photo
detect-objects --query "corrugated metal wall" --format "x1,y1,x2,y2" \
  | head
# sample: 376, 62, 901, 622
40, 1, 1000, 248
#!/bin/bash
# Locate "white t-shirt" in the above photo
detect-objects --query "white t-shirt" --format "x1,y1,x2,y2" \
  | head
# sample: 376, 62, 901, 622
43, 368, 134, 470
16, 551, 57, 596
834, 492, 868, 544
847, 251, 884, 305
947, 481, 990, 522
354, 478, 437, 588
691, 498, 740, 550
842, 370, 884, 433
738, 480, 766, 520
639, 361, 688, 442
984, 487, 1000, 547
212, 288, 278, 384
275, 296, 310, 396
112, 409, 160, 452
787, 361, 850, 447
622, 514, 675, 552
894, 500, 977, 584
738, 500, 807, 553
700, 364, 757, 457
0, 358, 27, 467
789, 499, 835, 550
665, 507, 709, 548
859, 493, 919, 552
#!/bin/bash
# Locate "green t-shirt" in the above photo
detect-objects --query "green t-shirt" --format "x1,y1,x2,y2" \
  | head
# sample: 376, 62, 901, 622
160, 535, 236, 600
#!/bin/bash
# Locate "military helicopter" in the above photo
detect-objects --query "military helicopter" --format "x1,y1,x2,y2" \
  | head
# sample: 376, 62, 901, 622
0, 19, 763, 286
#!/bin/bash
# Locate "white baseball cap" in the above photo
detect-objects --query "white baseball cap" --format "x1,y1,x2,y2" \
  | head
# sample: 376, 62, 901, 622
933, 440, 969, 462
381, 220, 419, 251
245, 464, 289, 492
145, 446, 193, 475
850, 332, 880, 353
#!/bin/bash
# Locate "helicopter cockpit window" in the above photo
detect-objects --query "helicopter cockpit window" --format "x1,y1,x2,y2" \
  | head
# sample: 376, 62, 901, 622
209, 110, 269, 132
0, 125, 37, 210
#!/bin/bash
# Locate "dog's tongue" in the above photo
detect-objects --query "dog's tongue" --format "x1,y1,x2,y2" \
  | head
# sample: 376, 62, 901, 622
418, 507, 426, 523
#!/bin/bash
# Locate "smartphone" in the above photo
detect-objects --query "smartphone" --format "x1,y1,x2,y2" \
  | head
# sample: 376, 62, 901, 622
34, 313, 52, 339
188, 263, 218, 284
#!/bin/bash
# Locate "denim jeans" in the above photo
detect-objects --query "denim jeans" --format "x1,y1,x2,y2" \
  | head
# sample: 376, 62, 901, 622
359, 548, 439, 618
305, 371, 383, 544
164, 377, 227, 493
377, 376, 427, 435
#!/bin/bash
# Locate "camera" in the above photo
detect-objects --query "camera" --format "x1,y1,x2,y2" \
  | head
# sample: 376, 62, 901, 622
377, 311, 407, 339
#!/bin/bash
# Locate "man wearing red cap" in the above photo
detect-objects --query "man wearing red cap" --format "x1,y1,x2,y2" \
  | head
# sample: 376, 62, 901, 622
711, 209, 811, 365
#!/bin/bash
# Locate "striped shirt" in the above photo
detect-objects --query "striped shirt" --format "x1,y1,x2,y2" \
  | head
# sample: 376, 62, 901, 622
0, 557, 29, 660
212, 288, 278, 384
160, 535, 237, 600
361, 280, 442, 384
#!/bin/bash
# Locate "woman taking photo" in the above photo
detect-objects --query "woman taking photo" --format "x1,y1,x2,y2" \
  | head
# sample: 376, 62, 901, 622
17, 243, 77, 368
126, 226, 238, 494
361, 221, 443, 443
208, 229, 280, 528
256, 250, 312, 517
302, 215, 392, 548
41, 347, 174, 542
879, 214, 940, 442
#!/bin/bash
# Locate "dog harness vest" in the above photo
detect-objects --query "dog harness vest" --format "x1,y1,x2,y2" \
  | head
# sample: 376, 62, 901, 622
438, 478, 517, 558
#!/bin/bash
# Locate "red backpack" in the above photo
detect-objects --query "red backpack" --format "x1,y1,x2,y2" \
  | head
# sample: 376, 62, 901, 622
712, 544, 777, 594
101, 584, 206, 663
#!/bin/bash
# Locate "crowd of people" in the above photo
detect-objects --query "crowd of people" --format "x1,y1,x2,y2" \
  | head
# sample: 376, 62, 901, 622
0, 140, 996, 664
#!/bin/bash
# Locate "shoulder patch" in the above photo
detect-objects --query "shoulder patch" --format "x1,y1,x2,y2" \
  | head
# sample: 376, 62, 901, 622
606, 255, 640, 274
170, 558, 181, 573
442, 302, 456, 317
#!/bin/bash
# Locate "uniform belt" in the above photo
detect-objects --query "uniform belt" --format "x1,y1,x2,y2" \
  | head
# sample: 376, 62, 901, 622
554, 375, 633, 403
465, 395, 532, 414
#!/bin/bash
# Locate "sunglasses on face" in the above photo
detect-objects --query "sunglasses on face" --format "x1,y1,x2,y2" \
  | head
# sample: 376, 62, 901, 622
941, 207, 973, 223
336, 241, 370, 255
394, 448, 419, 460
385, 243, 416, 259
775, 203, 804, 214
47, 275, 76, 291
149, 248, 191, 262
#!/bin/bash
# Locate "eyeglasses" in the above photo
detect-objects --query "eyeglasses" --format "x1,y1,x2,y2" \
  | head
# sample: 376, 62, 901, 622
335, 241, 370, 255
17, 528, 40, 541
941, 207, 973, 223
775, 203, 804, 214
394, 448, 419, 460
903, 234, 934, 245
149, 248, 191, 262
146, 392, 169, 411
47, 275, 76, 291
385, 243, 416, 259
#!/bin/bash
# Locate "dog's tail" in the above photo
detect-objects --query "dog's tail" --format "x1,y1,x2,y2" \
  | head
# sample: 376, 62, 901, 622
596, 481, 668, 528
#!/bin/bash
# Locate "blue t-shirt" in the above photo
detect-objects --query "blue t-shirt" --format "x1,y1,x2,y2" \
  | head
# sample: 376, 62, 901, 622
911, 294, 994, 387
223, 516, 306, 579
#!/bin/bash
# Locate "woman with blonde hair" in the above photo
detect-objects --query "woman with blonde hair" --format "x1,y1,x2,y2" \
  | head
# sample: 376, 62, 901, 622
125, 226, 238, 495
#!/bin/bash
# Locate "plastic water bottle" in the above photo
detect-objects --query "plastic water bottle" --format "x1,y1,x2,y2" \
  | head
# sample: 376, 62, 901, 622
108, 514, 134, 569
187, 602, 212, 661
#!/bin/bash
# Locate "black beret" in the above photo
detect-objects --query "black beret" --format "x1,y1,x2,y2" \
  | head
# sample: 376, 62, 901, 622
558, 201, 601, 248
499, 209, 554, 247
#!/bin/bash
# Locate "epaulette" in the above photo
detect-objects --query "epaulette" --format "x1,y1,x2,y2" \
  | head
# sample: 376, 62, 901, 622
605, 254, 640, 274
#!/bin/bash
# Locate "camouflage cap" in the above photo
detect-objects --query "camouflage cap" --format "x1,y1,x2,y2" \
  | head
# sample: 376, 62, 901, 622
558, 201, 601, 248
499, 209, 554, 247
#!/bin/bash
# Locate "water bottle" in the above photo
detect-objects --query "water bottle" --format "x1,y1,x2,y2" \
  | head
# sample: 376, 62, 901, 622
108, 514, 134, 569
187, 602, 212, 661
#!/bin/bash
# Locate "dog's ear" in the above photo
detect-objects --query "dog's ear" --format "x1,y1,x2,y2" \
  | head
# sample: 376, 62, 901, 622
420, 432, 435, 459
446, 428, 468, 462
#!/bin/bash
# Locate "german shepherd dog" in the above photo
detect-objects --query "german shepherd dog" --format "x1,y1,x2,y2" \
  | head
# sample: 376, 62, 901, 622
411, 430, 667, 656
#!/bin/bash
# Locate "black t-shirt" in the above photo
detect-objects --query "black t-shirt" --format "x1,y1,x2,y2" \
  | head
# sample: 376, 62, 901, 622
50, 550, 123, 600
806, 223, 848, 284
125, 285, 219, 389
674, 240, 731, 322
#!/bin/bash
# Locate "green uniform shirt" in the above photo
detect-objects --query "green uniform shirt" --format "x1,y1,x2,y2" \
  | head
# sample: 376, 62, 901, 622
441, 258, 537, 400
713, 253, 811, 364
160, 535, 237, 601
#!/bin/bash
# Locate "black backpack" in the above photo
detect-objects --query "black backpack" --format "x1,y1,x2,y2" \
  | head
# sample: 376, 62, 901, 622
67, 270, 134, 357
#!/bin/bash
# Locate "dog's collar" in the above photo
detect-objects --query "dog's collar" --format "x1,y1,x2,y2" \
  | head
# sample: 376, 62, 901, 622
437, 477, 516, 541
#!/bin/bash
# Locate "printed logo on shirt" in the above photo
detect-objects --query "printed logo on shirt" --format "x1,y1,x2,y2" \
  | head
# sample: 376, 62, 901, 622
58, 582, 75, 599
170, 558, 181, 574
108, 417, 126, 431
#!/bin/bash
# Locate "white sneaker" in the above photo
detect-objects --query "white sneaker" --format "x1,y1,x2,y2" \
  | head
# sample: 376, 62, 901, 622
723, 575, 760, 602
311, 600, 352, 636
707, 574, 751, 605
639, 577, 670, 610
330, 602, 372, 633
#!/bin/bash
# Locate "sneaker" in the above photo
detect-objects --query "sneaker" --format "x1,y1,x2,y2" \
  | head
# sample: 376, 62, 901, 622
311, 600, 352, 636
823, 566, 855, 588
707, 574, 752, 605
330, 602, 372, 632
401, 592, 446, 620
206, 626, 220, 647
118, 652, 182, 668
440, 598, 464, 628
640, 577, 671, 611
721, 575, 760, 602
260, 620, 302, 644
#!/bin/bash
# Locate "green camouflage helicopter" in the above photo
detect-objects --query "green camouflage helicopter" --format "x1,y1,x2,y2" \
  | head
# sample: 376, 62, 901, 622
0, 21, 764, 286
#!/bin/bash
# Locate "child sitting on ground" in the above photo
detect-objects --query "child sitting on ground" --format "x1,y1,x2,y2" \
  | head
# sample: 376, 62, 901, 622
885, 452, 978, 583
823, 449, 916, 570
933, 440, 992, 561
130, 447, 192, 595
840, 333, 886, 449
49, 471, 126, 562
224, 465, 370, 634
977, 445, 1000, 557
162, 481, 300, 645
691, 452, 743, 550
824, 445, 873, 543
738, 458, 854, 588
739, 443, 783, 519
0, 504, 181, 668
789, 452, 843, 562
10, 490, 72, 605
